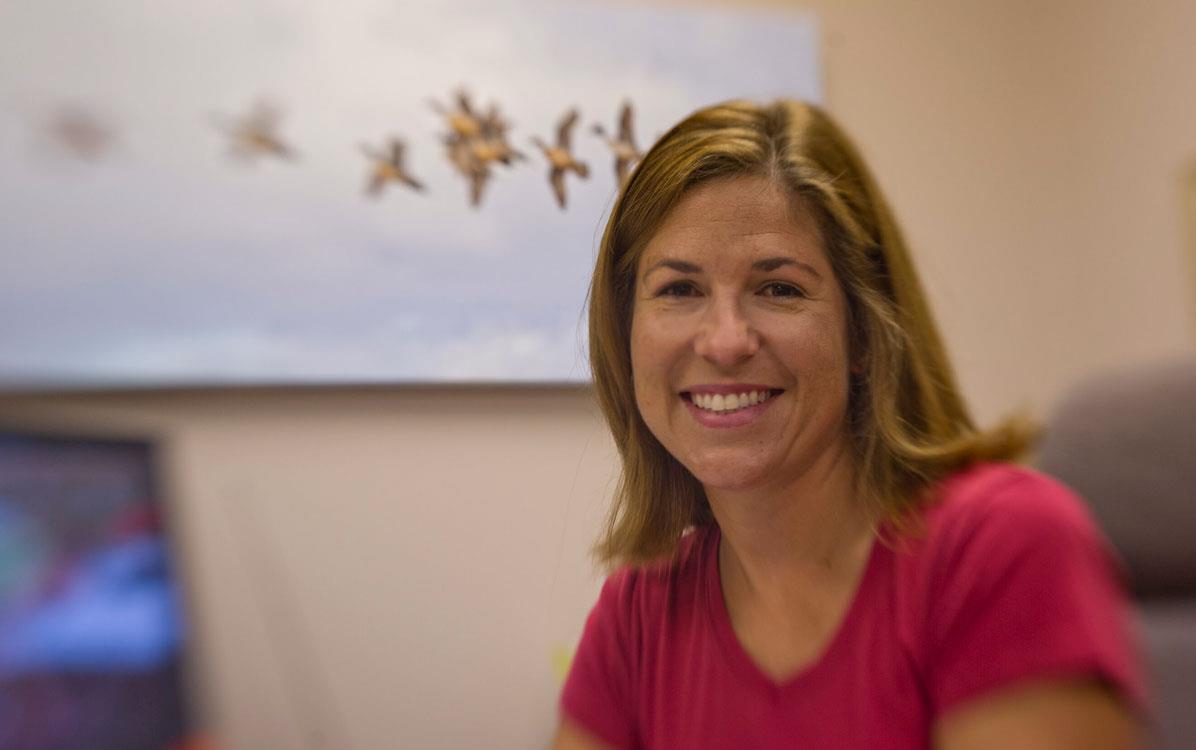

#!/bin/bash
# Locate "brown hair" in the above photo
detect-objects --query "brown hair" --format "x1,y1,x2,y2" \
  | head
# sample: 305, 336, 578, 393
588, 99, 1034, 569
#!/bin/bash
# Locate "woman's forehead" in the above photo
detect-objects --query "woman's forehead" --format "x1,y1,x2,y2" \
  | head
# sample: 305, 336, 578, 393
636, 178, 826, 272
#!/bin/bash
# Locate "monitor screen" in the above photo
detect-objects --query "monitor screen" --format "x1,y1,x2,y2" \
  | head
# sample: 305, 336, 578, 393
0, 429, 193, 750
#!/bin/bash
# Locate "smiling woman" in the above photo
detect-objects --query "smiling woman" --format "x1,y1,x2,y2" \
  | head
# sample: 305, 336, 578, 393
630, 179, 853, 498
556, 100, 1150, 749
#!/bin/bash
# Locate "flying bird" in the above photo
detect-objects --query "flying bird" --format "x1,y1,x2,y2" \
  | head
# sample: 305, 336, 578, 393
428, 89, 484, 141
43, 104, 115, 161
433, 89, 524, 207
361, 138, 425, 196
531, 108, 589, 210
471, 102, 525, 166
444, 134, 492, 208
592, 100, 643, 186
212, 99, 297, 162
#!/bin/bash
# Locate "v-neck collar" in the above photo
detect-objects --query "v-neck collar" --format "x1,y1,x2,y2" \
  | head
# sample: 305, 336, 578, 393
701, 523, 883, 696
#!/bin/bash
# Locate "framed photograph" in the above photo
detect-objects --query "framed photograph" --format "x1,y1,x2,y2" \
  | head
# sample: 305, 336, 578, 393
0, 0, 819, 386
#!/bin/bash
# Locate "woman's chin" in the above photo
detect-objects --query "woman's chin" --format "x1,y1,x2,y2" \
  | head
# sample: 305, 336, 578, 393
685, 455, 777, 494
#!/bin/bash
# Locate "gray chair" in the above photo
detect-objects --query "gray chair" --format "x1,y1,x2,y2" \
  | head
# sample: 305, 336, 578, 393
1036, 356, 1196, 749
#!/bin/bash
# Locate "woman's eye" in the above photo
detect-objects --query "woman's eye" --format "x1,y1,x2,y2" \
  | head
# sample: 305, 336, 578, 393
760, 282, 805, 298
657, 281, 700, 297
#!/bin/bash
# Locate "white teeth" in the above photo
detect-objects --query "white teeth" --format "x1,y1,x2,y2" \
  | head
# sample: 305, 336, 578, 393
691, 390, 772, 413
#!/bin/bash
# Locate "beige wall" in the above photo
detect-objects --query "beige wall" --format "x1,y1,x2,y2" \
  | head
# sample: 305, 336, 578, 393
779, 0, 1195, 423
3, 1, 1195, 748
0, 386, 617, 749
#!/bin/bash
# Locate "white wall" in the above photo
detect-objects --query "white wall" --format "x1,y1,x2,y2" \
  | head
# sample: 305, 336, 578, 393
2, 1, 1194, 747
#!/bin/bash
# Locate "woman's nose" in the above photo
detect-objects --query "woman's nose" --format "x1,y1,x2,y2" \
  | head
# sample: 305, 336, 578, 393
693, 298, 759, 367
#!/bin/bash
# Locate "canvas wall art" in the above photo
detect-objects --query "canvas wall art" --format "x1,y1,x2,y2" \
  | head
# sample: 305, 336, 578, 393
0, 0, 820, 385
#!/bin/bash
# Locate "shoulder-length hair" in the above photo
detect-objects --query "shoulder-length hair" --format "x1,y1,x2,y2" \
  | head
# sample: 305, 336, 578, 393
588, 99, 1033, 569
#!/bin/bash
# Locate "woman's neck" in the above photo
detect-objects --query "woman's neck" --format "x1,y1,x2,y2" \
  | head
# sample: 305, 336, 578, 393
707, 440, 875, 605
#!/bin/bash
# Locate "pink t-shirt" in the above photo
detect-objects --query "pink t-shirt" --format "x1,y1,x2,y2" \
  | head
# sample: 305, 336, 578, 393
560, 463, 1148, 749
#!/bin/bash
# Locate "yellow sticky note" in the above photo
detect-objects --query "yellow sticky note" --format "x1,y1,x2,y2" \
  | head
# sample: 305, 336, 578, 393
550, 643, 575, 685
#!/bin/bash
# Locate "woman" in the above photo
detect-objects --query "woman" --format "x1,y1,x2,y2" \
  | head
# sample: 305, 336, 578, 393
555, 100, 1148, 749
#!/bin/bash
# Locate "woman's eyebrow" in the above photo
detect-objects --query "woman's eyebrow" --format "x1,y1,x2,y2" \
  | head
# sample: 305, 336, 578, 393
642, 258, 702, 278
641, 256, 823, 280
752, 256, 822, 279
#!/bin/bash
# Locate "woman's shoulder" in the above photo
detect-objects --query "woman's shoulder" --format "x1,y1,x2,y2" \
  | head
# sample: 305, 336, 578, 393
893, 463, 1147, 715
564, 531, 716, 748
887, 461, 1121, 641
599, 524, 717, 603
917, 461, 1102, 549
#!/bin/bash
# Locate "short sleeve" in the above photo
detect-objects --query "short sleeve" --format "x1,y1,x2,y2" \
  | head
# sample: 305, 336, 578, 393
560, 569, 637, 749
925, 470, 1150, 716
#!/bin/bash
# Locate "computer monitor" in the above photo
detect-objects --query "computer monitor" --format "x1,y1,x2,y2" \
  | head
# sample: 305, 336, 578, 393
0, 428, 194, 749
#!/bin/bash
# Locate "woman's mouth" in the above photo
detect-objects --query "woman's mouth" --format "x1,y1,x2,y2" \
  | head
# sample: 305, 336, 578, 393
680, 388, 782, 427
684, 389, 779, 413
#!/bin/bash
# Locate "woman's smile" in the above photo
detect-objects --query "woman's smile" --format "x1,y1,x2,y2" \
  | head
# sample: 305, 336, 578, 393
681, 386, 783, 428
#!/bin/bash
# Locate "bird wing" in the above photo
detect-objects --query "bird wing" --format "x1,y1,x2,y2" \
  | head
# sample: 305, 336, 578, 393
482, 103, 503, 134
269, 137, 297, 159
550, 168, 567, 209
456, 89, 476, 117
469, 169, 489, 207
557, 109, 579, 150
366, 169, 387, 196
619, 101, 634, 144
389, 139, 405, 165
615, 157, 631, 186
246, 99, 280, 131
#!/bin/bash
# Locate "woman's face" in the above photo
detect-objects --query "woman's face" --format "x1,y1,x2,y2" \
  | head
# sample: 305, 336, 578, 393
630, 176, 854, 493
